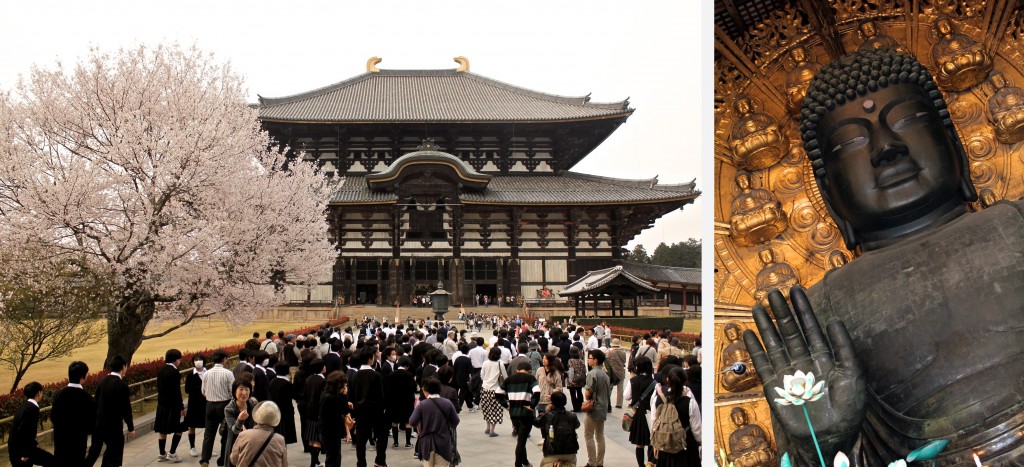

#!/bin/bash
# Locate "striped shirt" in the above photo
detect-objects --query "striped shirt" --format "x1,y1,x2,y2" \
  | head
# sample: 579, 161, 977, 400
500, 372, 540, 419
201, 364, 235, 402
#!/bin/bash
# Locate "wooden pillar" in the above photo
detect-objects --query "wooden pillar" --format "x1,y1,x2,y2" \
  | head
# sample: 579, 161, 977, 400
634, 293, 639, 317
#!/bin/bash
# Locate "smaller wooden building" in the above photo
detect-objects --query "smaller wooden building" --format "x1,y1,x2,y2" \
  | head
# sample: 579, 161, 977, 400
560, 265, 659, 317
618, 261, 701, 314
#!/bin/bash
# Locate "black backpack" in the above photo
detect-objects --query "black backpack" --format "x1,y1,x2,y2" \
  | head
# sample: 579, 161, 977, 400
545, 411, 580, 456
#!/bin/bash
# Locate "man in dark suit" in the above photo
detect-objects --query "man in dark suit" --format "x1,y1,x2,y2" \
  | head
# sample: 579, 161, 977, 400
350, 346, 389, 467
86, 355, 136, 467
379, 347, 397, 380
323, 340, 342, 374
155, 349, 185, 462
252, 350, 272, 403
269, 362, 297, 445
10, 382, 55, 467
51, 362, 95, 467
233, 348, 254, 378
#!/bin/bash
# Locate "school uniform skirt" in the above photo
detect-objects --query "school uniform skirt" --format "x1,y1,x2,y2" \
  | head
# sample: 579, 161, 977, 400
480, 389, 504, 425
154, 405, 182, 434
302, 419, 321, 445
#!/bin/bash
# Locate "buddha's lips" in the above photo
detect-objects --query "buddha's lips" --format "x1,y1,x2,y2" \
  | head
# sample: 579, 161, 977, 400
875, 162, 920, 188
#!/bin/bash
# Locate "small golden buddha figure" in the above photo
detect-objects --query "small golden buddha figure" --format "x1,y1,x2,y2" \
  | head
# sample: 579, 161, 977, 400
720, 323, 760, 392
729, 171, 788, 247
727, 407, 777, 467
785, 47, 820, 117
729, 96, 788, 171
931, 16, 993, 92
753, 246, 799, 308
857, 20, 903, 52
978, 188, 999, 210
986, 73, 1024, 144
827, 250, 850, 271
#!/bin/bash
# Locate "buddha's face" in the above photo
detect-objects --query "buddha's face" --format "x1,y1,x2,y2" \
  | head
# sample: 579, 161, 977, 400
936, 19, 953, 37
991, 73, 1008, 90
735, 97, 753, 116
790, 47, 807, 63
816, 82, 963, 232
829, 251, 848, 268
758, 248, 775, 265
861, 22, 877, 37
724, 325, 740, 341
731, 409, 748, 427
735, 172, 752, 190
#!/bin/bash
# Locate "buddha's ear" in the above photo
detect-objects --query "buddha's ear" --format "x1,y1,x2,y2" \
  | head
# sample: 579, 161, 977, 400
950, 132, 978, 202
814, 174, 859, 251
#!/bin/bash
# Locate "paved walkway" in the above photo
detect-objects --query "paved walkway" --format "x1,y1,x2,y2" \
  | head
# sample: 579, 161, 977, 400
119, 392, 641, 466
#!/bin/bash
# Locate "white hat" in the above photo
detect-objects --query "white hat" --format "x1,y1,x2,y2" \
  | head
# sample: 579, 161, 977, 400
253, 401, 281, 427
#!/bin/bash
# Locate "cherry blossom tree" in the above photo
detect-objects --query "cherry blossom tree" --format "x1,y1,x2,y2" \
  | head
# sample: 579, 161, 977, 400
0, 44, 336, 366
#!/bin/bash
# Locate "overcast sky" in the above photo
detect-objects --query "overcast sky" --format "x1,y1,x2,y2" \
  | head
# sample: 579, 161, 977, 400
0, 0, 705, 250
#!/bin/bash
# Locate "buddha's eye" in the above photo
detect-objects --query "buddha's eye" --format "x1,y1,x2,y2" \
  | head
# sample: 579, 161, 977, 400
892, 111, 930, 130
831, 136, 866, 155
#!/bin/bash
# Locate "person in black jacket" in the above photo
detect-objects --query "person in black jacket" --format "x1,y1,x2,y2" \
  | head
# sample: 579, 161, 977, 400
86, 355, 136, 467
183, 353, 207, 458
155, 349, 186, 462
318, 371, 350, 467
269, 362, 297, 445
351, 346, 389, 467
51, 361, 95, 467
10, 381, 55, 467
301, 359, 327, 467
384, 356, 416, 449
452, 343, 474, 411
252, 350, 272, 403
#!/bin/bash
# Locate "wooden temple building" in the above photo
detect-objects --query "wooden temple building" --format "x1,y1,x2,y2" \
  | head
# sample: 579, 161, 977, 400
257, 57, 699, 307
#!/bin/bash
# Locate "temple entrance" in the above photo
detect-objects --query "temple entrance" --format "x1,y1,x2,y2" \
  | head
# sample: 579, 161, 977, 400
356, 284, 377, 305
474, 284, 497, 306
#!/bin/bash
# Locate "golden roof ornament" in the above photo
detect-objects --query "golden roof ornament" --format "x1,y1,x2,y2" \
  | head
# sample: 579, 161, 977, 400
454, 56, 469, 73
367, 56, 382, 73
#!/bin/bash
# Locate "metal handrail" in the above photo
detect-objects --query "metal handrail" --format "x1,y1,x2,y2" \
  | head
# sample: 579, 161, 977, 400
0, 355, 240, 449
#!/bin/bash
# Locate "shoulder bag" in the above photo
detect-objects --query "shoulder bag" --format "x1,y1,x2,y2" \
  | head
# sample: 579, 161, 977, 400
622, 380, 657, 431
246, 431, 276, 467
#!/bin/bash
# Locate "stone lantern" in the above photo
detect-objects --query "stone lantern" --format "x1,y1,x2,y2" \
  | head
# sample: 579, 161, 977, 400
430, 280, 450, 321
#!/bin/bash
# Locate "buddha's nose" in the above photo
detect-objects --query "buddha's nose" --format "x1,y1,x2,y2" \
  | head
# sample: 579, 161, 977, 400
871, 140, 909, 167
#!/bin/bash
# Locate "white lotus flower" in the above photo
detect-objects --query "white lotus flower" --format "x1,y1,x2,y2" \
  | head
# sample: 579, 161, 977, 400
773, 370, 826, 406
887, 460, 907, 467
834, 451, 850, 467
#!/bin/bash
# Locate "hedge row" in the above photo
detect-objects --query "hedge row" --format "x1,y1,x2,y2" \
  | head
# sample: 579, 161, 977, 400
0, 316, 351, 423
549, 316, 686, 331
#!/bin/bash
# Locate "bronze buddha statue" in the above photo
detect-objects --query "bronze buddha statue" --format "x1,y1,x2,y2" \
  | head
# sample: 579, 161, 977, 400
729, 95, 788, 170
752, 246, 799, 309
931, 16, 992, 92
727, 407, 777, 467
729, 170, 789, 246
785, 47, 820, 117
986, 72, 1024, 144
744, 47, 1024, 465
719, 323, 760, 392
856, 20, 902, 53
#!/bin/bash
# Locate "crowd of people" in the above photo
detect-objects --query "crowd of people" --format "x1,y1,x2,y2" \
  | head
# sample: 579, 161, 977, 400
10, 316, 702, 467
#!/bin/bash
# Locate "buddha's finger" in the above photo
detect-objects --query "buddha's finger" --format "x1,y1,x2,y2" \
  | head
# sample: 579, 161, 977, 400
791, 286, 828, 363
752, 302, 789, 371
743, 328, 775, 384
826, 318, 861, 377
769, 288, 810, 364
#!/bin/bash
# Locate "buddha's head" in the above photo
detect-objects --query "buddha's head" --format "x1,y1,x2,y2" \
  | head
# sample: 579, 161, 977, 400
734, 96, 754, 116
800, 47, 976, 250
991, 72, 1009, 91
757, 247, 776, 266
723, 323, 741, 342
934, 17, 955, 38
735, 170, 752, 190
730, 407, 749, 427
828, 250, 849, 269
860, 21, 877, 38
790, 47, 808, 64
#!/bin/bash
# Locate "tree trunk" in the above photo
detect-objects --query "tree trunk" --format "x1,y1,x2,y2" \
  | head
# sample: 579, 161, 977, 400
9, 368, 28, 394
103, 299, 154, 368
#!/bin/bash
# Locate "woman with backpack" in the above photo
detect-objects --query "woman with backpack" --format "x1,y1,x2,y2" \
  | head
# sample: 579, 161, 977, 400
624, 356, 657, 467
650, 367, 701, 466
533, 392, 580, 467
566, 347, 587, 412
